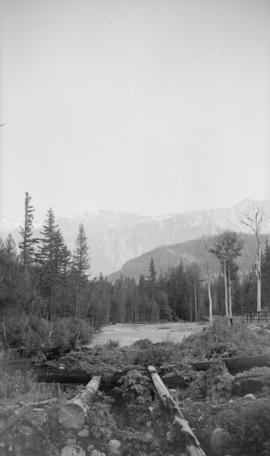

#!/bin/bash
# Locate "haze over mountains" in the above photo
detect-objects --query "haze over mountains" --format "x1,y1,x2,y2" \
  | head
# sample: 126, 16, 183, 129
0, 199, 269, 277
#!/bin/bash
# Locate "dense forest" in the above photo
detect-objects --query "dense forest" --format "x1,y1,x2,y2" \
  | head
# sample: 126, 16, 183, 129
0, 193, 270, 347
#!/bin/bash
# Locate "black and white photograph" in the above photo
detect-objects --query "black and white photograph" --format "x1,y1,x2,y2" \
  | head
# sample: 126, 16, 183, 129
0, 0, 270, 455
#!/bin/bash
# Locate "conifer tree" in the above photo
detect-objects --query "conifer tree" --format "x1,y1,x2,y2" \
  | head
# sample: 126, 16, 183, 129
5, 234, 17, 259
37, 208, 58, 319
148, 257, 157, 299
19, 192, 36, 268
73, 224, 90, 316
149, 257, 157, 283
73, 224, 90, 277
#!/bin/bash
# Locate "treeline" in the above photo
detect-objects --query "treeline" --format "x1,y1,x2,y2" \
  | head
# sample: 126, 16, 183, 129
0, 193, 270, 335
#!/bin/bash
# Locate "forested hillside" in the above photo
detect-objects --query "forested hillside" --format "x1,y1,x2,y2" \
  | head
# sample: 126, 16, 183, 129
111, 233, 270, 282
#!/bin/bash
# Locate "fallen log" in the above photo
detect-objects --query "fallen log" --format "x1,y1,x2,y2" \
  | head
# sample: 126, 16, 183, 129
191, 353, 270, 375
57, 375, 101, 430
232, 367, 270, 396
148, 366, 206, 456
36, 367, 92, 383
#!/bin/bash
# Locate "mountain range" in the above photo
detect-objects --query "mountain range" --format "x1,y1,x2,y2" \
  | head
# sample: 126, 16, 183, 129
0, 199, 269, 277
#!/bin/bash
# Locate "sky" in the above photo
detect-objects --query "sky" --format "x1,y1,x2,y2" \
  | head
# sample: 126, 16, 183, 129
1, 0, 270, 223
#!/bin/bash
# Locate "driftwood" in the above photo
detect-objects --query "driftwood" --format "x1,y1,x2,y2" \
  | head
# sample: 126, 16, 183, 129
148, 366, 206, 456
57, 376, 101, 429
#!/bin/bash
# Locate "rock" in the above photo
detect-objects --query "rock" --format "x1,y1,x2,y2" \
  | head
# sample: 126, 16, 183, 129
144, 431, 153, 442
244, 393, 256, 400
166, 430, 174, 443
18, 425, 34, 437
0, 419, 5, 429
91, 450, 106, 456
210, 428, 229, 456
108, 439, 122, 455
61, 445, 86, 456
78, 428, 89, 438
66, 439, 77, 445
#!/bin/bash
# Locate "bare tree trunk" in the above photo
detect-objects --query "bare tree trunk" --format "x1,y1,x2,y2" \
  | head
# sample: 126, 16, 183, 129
228, 269, 233, 319
207, 277, 213, 325
256, 240, 262, 313
189, 295, 193, 321
241, 206, 264, 313
224, 260, 229, 317
194, 285, 198, 321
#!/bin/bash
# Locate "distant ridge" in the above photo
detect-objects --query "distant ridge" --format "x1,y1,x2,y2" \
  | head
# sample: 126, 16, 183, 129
108, 233, 270, 283
0, 199, 269, 276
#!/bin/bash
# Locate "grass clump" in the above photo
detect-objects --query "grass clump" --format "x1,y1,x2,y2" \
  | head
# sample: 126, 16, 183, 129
180, 318, 270, 360
218, 399, 270, 456
0, 369, 59, 404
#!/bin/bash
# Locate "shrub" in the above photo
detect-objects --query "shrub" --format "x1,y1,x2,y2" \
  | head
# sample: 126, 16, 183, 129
51, 317, 93, 348
180, 319, 270, 360
218, 399, 270, 456
0, 314, 93, 351
0, 313, 50, 349
130, 340, 183, 367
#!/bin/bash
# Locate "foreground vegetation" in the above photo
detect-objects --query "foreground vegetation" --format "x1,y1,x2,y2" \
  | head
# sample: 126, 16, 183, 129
2, 320, 270, 455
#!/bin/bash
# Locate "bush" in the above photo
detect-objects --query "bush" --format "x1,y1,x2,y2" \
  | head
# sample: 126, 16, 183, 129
51, 317, 93, 348
180, 319, 270, 360
218, 399, 270, 456
130, 340, 183, 367
1, 313, 50, 349
0, 314, 93, 351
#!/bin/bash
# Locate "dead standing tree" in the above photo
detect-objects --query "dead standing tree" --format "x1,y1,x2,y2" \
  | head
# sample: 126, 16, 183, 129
209, 231, 243, 321
241, 206, 264, 313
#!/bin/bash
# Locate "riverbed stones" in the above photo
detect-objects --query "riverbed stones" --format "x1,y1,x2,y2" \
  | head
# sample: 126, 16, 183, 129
61, 444, 86, 456
108, 439, 122, 455
78, 427, 90, 438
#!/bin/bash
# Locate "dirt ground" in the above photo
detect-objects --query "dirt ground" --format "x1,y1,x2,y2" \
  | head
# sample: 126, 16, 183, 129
89, 321, 203, 347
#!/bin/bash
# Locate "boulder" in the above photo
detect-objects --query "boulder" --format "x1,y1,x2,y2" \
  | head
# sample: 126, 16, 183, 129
108, 439, 122, 456
244, 393, 256, 400
210, 428, 229, 456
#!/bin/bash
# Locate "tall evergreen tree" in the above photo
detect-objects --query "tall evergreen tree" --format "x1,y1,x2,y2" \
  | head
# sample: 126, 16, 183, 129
36, 208, 58, 319
19, 192, 36, 268
73, 224, 90, 278
149, 257, 157, 283
72, 224, 90, 317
